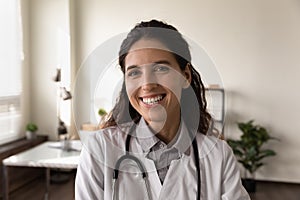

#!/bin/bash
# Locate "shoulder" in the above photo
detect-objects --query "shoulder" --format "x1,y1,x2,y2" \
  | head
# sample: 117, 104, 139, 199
79, 122, 133, 152
99, 122, 134, 143
196, 133, 233, 160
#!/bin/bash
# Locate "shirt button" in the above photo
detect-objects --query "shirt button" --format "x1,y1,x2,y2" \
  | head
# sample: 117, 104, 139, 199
159, 143, 164, 149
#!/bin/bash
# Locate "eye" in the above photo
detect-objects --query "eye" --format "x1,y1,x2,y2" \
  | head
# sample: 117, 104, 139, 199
127, 69, 142, 77
153, 64, 170, 73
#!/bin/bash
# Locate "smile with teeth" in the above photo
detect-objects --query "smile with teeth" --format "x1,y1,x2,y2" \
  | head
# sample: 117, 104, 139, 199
141, 95, 164, 105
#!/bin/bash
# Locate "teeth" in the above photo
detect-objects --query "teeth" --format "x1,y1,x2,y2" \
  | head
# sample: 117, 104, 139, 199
142, 95, 163, 105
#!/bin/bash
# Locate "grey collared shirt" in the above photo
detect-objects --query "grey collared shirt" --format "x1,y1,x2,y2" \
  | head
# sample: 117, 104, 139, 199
135, 118, 192, 183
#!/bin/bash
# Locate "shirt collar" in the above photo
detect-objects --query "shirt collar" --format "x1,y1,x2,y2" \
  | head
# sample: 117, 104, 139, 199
135, 118, 192, 156
135, 118, 160, 152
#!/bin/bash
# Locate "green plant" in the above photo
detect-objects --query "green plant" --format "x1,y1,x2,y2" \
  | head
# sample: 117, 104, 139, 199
227, 120, 277, 175
98, 108, 107, 117
26, 123, 38, 132
97, 108, 108, 129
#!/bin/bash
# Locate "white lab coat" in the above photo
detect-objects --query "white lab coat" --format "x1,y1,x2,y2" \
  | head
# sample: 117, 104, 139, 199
75, 124, 250, 200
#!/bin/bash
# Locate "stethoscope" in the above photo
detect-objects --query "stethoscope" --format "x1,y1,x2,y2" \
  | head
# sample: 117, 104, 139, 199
112, 125, 201, 200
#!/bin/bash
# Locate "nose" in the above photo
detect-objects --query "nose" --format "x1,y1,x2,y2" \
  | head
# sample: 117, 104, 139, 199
141, 83, 158, 91
141, 69, 158, 91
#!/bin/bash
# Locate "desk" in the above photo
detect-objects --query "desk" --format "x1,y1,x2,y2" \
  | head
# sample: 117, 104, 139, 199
2, 141, 81, 200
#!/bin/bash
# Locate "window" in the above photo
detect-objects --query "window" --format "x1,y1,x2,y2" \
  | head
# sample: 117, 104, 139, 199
0, 0, 23, 145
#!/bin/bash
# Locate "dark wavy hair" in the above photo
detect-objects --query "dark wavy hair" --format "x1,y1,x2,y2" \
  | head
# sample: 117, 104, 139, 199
102, 19, 211, 134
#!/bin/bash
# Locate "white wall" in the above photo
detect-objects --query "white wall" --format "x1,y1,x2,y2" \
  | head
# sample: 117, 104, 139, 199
28, 0, 300, 182
28, 0, 70, 140
20, 0, 30, 137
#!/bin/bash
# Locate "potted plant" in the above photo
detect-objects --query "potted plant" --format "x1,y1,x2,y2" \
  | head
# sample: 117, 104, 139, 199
98, 108, 107, 118
26, 122, 38, 140
227, 120, 277, 193
81, 108, 108, 131
97, 108, 107, 129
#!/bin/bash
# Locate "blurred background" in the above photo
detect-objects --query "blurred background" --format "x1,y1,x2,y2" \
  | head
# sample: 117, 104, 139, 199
0, 0, 299, 199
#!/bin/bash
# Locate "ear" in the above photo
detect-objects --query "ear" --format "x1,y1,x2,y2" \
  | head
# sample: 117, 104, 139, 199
182, 63, 192, 89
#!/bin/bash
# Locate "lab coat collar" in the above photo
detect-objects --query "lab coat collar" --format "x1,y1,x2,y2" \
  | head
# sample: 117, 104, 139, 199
135, 118, 192, 156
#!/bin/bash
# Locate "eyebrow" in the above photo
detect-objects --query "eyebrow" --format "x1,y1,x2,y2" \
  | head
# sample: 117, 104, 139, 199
126, 60, 172, 71
153, 60, 172, 65
126, 65, 139, 71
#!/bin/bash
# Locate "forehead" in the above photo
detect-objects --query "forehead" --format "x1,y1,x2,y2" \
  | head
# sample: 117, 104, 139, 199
125, 39, 177, 69
129, 38, 169, 52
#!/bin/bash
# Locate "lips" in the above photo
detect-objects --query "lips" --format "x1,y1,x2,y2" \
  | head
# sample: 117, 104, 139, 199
140, 94, 165, 105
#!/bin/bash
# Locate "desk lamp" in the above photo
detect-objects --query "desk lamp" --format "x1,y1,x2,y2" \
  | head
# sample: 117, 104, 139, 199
51, 68, 73, 183
53, 68, 72, 150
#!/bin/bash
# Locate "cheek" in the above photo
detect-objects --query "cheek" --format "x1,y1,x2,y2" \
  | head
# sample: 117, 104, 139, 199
125, 79, 139, 103
158, 74, 185, 101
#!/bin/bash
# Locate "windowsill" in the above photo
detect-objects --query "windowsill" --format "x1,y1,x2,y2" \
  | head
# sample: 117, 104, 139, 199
0, 135, 48, 155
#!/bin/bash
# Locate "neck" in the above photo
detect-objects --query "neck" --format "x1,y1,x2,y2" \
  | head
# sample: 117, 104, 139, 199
148, 113, 181, 144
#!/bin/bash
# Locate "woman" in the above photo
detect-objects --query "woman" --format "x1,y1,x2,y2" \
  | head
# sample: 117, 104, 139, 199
75, 20, 250, 200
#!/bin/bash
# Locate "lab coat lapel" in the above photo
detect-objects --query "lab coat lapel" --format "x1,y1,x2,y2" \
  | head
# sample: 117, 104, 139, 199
130, 137, 162, 199
158, 154, 197, 200
143, 157, 163, 199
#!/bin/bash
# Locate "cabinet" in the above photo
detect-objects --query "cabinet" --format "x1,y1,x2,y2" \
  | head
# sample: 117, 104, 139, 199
0, 136, 48, 197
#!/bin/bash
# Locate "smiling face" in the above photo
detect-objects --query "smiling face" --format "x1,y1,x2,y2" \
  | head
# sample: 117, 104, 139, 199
124, 39, 191, 132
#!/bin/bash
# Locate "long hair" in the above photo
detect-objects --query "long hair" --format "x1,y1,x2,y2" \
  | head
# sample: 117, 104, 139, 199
102, 20, 211, 134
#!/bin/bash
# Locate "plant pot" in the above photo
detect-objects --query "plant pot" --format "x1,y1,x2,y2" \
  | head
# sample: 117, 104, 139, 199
242, 178, 256, 193
26, 131, 36, 140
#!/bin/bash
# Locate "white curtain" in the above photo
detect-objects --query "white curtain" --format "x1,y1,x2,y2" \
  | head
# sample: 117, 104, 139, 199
0, 0, 23, 144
